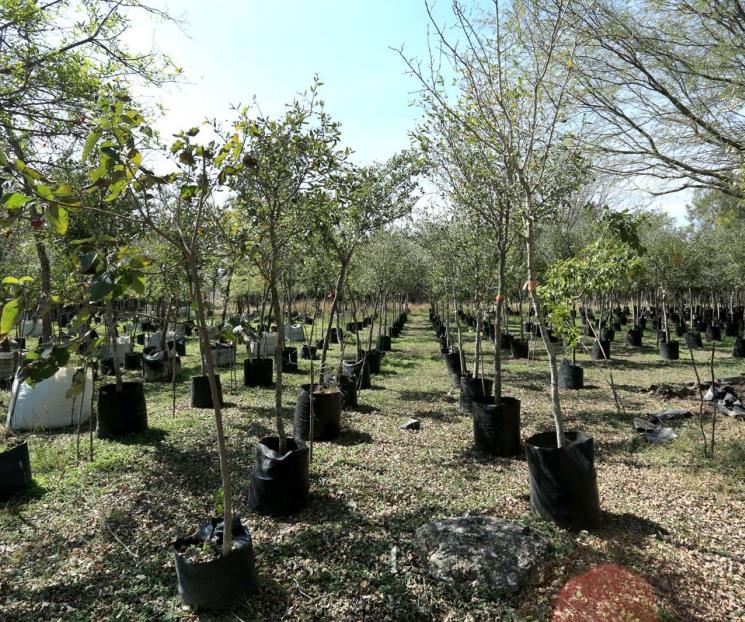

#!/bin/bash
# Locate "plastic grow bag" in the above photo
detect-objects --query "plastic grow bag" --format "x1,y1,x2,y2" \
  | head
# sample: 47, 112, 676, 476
283, 324, 305, 342
525, 430, 600, 530
472, 397, 521, 456
0, 441, 33, 500
248, 436, 310, 516
293, 384, 342, 441
249, 332, 277, 357
559, 359, 584, 390
97, 381, 148, 438
243, 358, 273, 387
459, 376, 493, 414
190, 375, 224, 408
173, 515, 258, 610
143, 350, 181, 382
6, 367, 93, 430
20, 319, 43, 338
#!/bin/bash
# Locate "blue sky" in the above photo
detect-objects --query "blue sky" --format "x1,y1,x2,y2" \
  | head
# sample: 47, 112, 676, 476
131, 0, 456, 164
130, 0, 690, 222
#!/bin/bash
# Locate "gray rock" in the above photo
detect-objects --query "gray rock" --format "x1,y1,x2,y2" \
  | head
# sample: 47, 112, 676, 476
415, 516, 549, 593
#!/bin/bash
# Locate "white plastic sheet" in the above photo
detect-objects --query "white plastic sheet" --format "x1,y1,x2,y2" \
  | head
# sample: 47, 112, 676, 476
6, 367, 93, 430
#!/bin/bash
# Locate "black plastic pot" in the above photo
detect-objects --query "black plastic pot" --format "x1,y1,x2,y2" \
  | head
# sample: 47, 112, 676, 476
0, 442, 32, 500
330, 327, 340, 344
293, 384, 342, 441
190, 375, 224, 409
173, 516, 258, 610
342, 358, 371, 390
99, 358, 118, 376
459, 376, 493, 414
591, 340, 611, 361
338, 374, 358, 409
362, 349, 381, 374
725, 322, 739, 338
500, 333, 513, 349
390, 325, 401, 338
443, 349, 462, 377
733, 336, 745, 358
314, 338, 325, 350
525, 430, 600, 530
659, 340, 680, 360
511, 339, 529, 359
300, 344, 317, 360
97, 381, 148, 438
243, 358, 273, 387
248, 436, 310, 517
377, 335, 392, 352
600, 327, 615, 343
625, 329, 642, 347
136, 334, 145, 346
472, 397, 521, 457
124, 352, 142, 370
282, 347, 298, 373
685, 331, 702, 349
706, 325, 722, 342
175, 339, 187, 356
559, 360, 584, 389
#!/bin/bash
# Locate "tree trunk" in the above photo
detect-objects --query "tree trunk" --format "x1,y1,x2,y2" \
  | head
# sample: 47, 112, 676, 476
187, 252, 233, 556
525, 218, 565, 448
34, 235, 53, 342
269, 280, 287, 453
319, 260, 348, 383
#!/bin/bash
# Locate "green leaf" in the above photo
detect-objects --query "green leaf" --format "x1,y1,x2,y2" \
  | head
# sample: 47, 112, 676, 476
2, 193, 32, 211
0, 298, 20, 337
90, 271, 115, 301
46, 204, 69, 234
82, 130, 102, 162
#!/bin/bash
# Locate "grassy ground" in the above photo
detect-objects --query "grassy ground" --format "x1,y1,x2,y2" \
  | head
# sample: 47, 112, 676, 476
1, 309, 744, 621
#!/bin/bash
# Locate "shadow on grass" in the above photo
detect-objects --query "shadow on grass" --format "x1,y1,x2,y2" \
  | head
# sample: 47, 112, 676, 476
335, 429, 373, 446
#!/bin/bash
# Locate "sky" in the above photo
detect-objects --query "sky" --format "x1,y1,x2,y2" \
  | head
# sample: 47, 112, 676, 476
127, 0, 690, 223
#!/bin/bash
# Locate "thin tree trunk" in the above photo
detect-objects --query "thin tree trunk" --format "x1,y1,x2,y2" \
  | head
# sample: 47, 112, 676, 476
187, 253, 232, 556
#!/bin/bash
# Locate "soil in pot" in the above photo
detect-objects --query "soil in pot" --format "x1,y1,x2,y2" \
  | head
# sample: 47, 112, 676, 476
248, 436, 310, 516
173, 515, 258, 610
472, 397, 521, 457
525, 430, 600, 530
243, 358, 273, 387
190, 375, 224, 409
511, 339, 529, 359
293, 383, 342, 441
97, 381, 148, 438
459, 375, 493, 414
559, 359, 584, 389
0, 441, 32, 500
591, 340, 611, 361
659, 340, 680, 360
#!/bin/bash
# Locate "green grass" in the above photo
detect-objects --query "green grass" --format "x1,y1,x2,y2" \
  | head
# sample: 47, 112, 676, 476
1, 310, 743, 621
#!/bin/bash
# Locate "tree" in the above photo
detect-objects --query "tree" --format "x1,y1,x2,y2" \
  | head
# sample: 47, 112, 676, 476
232, 81, 344, 453
84, 95, 248, 557
402, 0, 588, 447
566, 0, 745, 199
0, 0, 175, 342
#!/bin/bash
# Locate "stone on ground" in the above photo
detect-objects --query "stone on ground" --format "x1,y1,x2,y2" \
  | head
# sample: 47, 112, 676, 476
415, 516, 549, 593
